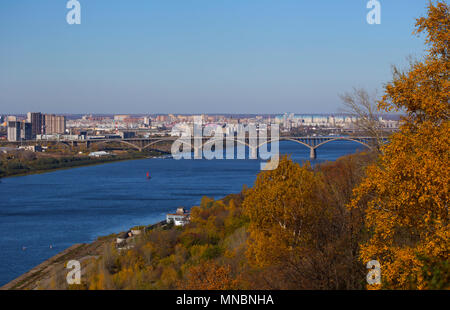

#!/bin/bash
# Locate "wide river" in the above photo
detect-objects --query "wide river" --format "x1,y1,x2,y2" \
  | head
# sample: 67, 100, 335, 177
0, 140, 366, 285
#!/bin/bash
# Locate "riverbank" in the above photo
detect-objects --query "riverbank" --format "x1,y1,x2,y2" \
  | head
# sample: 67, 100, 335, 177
0, 242, 108, 290
0, 151, 169, 179
0, 220, 167, 290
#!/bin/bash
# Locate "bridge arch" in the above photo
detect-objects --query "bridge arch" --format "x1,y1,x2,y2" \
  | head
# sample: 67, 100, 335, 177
35, 141, 72, 150
91, 140, 142, 151
142, 139, 171, 150
256, 137, 375, 159
47, 141, 72, 150
202, 137, 251, 149
257, 137, 312, 150
58, 141, 72, 149
313, 137, 373, 150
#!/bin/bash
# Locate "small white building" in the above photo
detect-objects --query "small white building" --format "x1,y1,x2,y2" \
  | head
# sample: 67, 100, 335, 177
166, 207, 190, 226
89, 151, 110, 157
116, 231, 131, 244
131, 229, 141, 235
116, 230, 135, 249
18, 145, 42, 152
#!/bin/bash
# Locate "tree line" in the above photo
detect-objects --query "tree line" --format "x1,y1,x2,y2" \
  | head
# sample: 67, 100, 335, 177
71, 1, 449, 290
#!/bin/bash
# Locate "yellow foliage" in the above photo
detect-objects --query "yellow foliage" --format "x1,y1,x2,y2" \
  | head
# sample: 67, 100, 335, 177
243, 156, 325, 267
350, 1, 449, 290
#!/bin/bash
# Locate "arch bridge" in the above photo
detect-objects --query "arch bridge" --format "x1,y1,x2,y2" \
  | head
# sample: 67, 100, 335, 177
3, 136, 385, 159
199, 136, 384, 159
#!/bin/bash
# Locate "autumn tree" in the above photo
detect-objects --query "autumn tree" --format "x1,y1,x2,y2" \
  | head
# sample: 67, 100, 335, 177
243, 155, 372, 289
243, 157, 322, 266
350, 1, 449, 289
339, 88, 386, 150
179, 261, 240, 290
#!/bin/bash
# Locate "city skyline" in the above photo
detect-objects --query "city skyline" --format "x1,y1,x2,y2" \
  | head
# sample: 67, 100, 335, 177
3, 109, 400, 142
1, 1, 428, 114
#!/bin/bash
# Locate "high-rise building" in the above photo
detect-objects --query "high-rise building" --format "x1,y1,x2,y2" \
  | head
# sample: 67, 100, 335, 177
143, 116, 151, 126
7, 121, 20, 141
156, 115, 167, 122
27, 112, 44, 138
44, 114, 66, 134
8, 121, 32, 141
20, 122, 32, 140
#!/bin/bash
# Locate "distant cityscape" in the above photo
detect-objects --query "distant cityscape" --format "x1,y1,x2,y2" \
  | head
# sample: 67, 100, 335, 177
0, 112, 400, 143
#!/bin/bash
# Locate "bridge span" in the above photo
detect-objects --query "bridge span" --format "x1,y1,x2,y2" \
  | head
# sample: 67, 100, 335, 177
197, 136, 381, 159
2, 136, 384, 159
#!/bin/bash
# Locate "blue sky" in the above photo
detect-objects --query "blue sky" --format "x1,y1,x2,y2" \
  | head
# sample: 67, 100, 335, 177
0, 0, 431, 114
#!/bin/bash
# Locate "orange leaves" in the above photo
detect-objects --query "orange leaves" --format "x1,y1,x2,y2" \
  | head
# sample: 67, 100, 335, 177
379, 3, 448, 125
351, 1, 450, 290
241, 154, 374, 289
180, 261, 240, 290
414, 1, 449, 58
83, 188, 249, 290
243, 156, 323, 237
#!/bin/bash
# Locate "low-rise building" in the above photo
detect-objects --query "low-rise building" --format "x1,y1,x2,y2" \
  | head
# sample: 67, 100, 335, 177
88, 151, 111, 157
116, 232, 130, 244
166, 207, 190, 226
119, 131, 136, 139
18, 145, 42, 152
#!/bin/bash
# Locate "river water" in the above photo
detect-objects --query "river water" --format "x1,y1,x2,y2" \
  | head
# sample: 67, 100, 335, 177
0, 140, 366, 285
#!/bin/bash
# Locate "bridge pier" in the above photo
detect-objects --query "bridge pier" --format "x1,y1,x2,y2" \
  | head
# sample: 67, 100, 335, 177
194, 146, 202, 159
310, 148, 317, 160
250, 147, 257, 159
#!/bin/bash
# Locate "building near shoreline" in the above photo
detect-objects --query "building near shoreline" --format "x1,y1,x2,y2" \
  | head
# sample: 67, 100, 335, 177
19, 145, 42, 152
166, 207, 190, 226
89, 151, 111, 157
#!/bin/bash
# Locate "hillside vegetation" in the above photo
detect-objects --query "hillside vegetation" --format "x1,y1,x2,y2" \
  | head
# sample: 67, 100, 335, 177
81, 152, 375, 290
31, 1, 449, 290
81, 1, 449, 290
